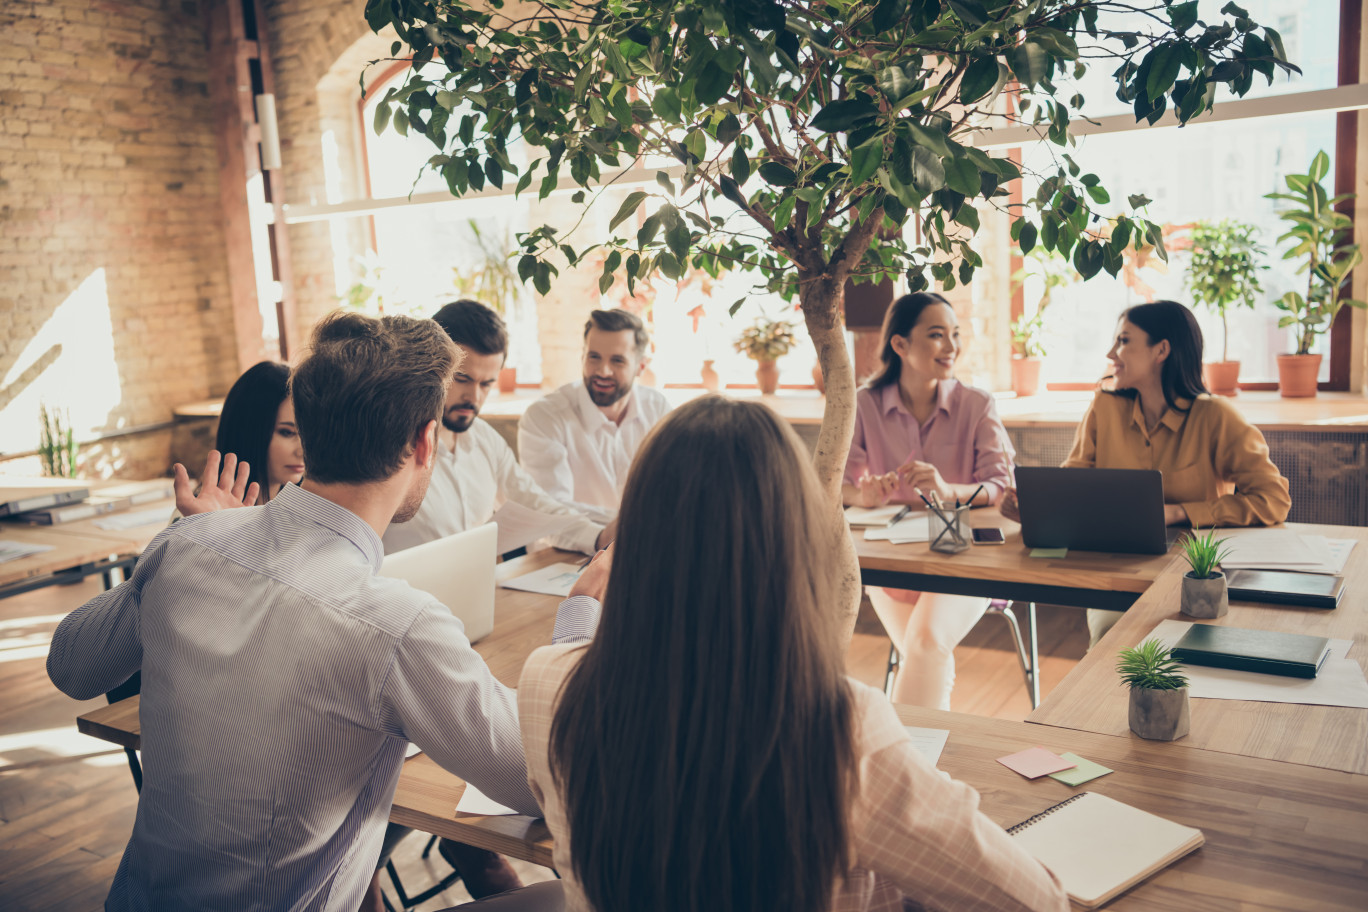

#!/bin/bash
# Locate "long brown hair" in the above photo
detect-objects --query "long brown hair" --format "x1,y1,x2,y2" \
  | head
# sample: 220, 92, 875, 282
550, 397, 858, 912
865, 291, 951, 389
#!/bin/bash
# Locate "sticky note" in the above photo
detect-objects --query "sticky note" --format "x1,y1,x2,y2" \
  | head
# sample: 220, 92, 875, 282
1047, 752, 1113, 786
997, 747, 1077, 779
1029, 547, 1069, 559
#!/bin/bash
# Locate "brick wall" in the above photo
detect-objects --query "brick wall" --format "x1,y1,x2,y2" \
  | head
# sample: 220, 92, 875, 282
0, 0, 236, 479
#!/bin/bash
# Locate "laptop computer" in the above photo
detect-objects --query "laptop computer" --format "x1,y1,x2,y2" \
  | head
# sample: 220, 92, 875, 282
1015, 467, 1179, 555
380, 523, 498, 642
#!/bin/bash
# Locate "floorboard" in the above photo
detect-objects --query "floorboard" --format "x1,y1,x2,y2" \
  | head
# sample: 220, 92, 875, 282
0, 578, 1087, 910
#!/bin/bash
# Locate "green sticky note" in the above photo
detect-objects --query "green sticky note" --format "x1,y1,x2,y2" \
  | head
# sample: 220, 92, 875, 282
1029, 547, 1069, 558
1047, 752, 1113, 786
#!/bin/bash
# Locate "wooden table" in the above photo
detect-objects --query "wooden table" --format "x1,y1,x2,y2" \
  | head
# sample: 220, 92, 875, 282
1029, 522, 1368, 775
0, 523, 137, 599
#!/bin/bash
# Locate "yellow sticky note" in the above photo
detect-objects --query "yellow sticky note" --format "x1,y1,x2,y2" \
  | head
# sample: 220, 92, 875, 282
1047, 752, 1113, 786
1030, 547, 1068, 559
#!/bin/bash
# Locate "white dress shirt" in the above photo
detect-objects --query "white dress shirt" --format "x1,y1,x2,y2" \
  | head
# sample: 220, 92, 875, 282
382, 417, 603, 555
46, 484, 599, 912
517, 381, 671, 522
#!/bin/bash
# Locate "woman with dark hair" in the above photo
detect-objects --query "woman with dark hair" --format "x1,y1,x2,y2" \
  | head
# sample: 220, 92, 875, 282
513, 397, 1066, 912
1001, 300, 1290, 644
215, 361, 304, 503
841, 292, 1015, 708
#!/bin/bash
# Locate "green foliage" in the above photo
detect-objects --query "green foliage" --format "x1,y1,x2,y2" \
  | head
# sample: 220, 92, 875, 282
449, 220, 524, 315
1009, 246, 1078, 357
1010, 311, 1046, 358
1116, 637, 1188, 691
1180, 527, 1232, 579
38, 403, 78, 479
363, 0, 1297, 312
734, 316, 798, 361
1184, 219, 1265, 362
1265, 151, 1366, 356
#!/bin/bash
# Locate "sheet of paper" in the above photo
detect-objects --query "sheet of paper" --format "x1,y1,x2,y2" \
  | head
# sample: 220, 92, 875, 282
863, 513, 929, 543
489, 499, 583, 555
455, 782, 518, 816
902, 726, 949, 766
1216, 527, 1322, 570
997, 747, 1076, 779
93, 507, 169, 531
1149, 618, 1368, 709
1260, 536, 1357, 576
499, 561, 583, 598
1029, 547, 1068, 559
0, 540, 55, 564
844, 504, 907, 526
404, 743, 423, 758
1047, 752, 1113, 786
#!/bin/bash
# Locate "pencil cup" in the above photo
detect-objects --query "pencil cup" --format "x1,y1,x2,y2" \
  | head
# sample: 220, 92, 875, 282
929, 505, 971, 554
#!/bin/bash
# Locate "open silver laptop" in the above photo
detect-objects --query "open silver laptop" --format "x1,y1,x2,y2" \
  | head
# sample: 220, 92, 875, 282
1015, 467, 1182, 555
380, 523, 498, 642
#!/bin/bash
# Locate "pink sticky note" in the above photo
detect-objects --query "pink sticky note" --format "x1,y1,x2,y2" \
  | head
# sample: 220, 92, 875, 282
996, 747, 1077, 779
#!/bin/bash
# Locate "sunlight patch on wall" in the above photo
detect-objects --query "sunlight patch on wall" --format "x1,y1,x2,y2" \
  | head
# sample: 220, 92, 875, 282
0, 268, 121, 458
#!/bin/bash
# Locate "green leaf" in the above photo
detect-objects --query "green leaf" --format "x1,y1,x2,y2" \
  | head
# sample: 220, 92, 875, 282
718, 175, 747, 208
1168, 0, 1199, 33
651, 87, 682, 123
610, 190, 648, 232
716, 113, 742, 145
877, 66, 914, 102
588, 95, 608, 127
1085, 184, 1111, 205
909, 146, 945, 194
902, 121, 951, 157
1019, 222, 1037, 254
849, 140, 883, 187
694, 62, 733, 106
1128, 193, 1152, 209
1008, 40, 1049, 88
943, 157, 980, 197
732, 146, 751, 184
947, 0, 987, 26
772, 194, 796, 230
960, 56, 999, 104
483, 157, 503, 190
1145, 45, 1182, 100
759, 162, 797, 186
810, 97, 880, 132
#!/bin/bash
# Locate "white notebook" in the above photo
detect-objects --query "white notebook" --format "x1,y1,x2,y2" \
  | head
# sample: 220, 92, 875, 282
1007, 792, 1203, 909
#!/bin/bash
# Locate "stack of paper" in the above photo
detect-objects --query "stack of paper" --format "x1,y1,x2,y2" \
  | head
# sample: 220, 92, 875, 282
1217, 528, 1355, 575
0, 540, 55, 564
844, 504, 907, 527
863, 513, 930, 544
499, 562, 583, 598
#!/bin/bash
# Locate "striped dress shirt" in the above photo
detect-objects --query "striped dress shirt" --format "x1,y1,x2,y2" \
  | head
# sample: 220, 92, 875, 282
47, 483, 599, 912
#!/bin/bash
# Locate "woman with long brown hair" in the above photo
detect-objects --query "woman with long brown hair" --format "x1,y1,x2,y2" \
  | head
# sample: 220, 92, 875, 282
514, 396, 1066, 912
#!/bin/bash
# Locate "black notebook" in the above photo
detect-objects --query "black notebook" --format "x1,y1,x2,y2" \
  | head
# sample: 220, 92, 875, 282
1172, 624, 1332, 679
1227, 569, 1345, 610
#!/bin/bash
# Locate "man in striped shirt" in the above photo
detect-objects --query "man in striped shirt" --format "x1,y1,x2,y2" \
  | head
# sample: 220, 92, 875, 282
47, 312, 599, 912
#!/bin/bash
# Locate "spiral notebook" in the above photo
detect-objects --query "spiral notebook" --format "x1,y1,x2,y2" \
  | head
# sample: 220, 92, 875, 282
1007, 792, 1203, 908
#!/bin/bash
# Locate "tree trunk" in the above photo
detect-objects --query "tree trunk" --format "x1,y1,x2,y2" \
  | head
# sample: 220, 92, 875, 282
799, 274, 861, 648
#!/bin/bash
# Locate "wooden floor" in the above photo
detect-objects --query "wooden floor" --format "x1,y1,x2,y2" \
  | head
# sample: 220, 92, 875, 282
0, 579, 1087, 910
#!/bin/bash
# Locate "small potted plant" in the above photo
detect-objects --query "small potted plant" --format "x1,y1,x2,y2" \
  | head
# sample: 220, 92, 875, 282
1117, 638, 1190, 741
1179, 528, 1232, 619
734, 317, 797, 394
1265, 151, 1366, 398
1185, 219, 1266, 396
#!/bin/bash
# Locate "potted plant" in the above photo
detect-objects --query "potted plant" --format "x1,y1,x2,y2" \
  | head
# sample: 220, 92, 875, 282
1009, 247, 1078, 397
38, 404, 78, 478
1185, 220, 1266, 396
734, 317, 798, 394
1117, 638, 1190, 741
1179, 528, 1233, 619
1265, 151, 1366, 398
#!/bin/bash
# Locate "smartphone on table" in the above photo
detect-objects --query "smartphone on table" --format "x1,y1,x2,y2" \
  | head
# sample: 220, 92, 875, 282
972, 527, 1006, 545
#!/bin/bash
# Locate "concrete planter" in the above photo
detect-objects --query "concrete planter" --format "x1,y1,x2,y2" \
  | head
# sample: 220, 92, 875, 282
1128, 686, 1190, 741
1181, 571, 1229, 619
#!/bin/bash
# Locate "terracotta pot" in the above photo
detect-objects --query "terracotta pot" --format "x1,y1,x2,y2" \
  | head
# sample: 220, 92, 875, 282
700, 360, 719, 392
497, 366, 517, 393
1128, 686, 1190, 741
755, 360, 779, 394
1181, 571, 1228, 619
1276, 353, 1321, 398
1010, 357, 1042, 397
1203, 360, 1240, 397
811, 361, 825, 394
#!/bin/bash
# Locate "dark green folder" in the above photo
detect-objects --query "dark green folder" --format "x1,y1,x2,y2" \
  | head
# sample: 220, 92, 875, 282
1172, 624, 1332, 679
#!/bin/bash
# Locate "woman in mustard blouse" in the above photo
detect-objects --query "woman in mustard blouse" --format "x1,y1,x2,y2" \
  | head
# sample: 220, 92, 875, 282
1002, 300, 1290, 642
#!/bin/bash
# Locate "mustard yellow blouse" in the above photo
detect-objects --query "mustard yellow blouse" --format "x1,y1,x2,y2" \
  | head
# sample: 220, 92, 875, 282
1064, 392, 1290, 528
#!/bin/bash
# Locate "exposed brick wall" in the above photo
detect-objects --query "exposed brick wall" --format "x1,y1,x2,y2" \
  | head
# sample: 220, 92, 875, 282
0, 0, 236, 479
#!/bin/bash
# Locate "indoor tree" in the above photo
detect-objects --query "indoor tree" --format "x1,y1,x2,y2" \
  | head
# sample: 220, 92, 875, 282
1185, 219, 1264, 364
364, 0, 1295, 635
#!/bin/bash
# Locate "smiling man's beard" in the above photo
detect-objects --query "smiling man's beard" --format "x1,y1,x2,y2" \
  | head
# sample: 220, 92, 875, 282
584, 376, 631, 407
442, 402, 478, 433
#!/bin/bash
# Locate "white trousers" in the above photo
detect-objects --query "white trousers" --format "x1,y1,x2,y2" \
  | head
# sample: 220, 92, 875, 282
867, 588, 988, 710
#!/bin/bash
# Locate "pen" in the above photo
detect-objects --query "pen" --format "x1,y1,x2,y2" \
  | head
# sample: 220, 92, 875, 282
966, 483, 985, 507
890, 504, 911, 525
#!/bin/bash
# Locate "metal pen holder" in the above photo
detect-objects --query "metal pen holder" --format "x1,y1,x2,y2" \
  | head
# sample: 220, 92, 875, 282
929, 504, 972, 554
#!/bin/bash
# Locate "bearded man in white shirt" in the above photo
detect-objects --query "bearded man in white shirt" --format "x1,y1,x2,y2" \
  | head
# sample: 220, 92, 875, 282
517, 309, 670, 523
381, 299, 613, 556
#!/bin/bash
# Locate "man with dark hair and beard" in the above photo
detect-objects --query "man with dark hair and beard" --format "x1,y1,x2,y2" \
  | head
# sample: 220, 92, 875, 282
381, 299, 610, 556
518, 308, 670, 526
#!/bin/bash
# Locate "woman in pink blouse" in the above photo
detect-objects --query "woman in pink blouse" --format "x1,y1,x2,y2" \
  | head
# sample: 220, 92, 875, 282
843, 292, 1015, 709
517, 397, 1066, 912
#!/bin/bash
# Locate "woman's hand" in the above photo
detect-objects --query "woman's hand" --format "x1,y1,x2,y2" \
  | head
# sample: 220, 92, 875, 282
1164, 503, 1189, 526
998, 487, 1021, 523
899, 460, 954, 505
570, 543, 614, 602
855, 471, 901, 508
173, 450, 260, 516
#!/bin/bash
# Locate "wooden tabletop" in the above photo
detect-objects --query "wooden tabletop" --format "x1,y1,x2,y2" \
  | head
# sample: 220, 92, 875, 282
1029, 522, 1368, 775
0, 524, 124, 589
855, 508, 1180, 608
25, 497, 177, 552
